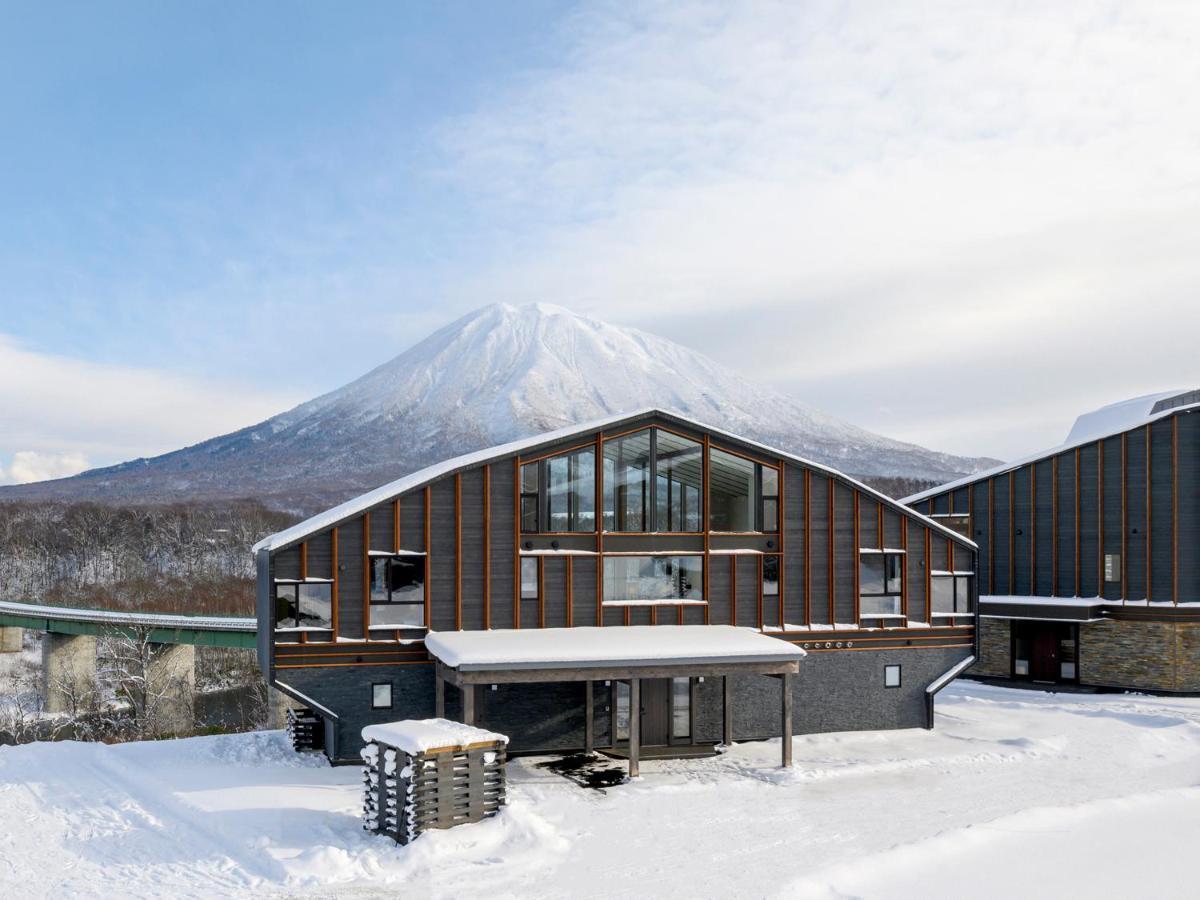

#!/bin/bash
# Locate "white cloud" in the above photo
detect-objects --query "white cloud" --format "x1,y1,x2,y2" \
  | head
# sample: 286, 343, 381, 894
7, 451, 91, 484
0, 334, 303, 483
429, 0, 1200, 458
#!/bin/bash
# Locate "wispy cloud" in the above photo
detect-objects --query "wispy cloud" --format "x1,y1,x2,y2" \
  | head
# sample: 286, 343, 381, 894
0, 334, 303, 482
431, 0, 1200, 457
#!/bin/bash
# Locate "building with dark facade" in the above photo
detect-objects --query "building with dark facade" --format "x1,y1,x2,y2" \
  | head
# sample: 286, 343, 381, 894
255, 409, 978, 764
904, 390, 1200, 694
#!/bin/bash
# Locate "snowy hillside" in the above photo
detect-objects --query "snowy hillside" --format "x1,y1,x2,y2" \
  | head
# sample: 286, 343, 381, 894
1, 682, 1198, 898
0, 304, 994, 510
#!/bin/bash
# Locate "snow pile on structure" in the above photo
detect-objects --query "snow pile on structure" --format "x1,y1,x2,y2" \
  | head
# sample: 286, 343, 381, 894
362, 718, 508, 754
425, 624, 805, 669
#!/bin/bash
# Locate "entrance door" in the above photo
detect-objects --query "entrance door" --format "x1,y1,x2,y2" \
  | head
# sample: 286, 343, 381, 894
640, 679, 671, 746
1031, 627, 1059, 682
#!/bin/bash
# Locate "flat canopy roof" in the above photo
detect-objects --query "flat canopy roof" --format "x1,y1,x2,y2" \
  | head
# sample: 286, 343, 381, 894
980, 595, 1107, 623
426, 625, 804, 684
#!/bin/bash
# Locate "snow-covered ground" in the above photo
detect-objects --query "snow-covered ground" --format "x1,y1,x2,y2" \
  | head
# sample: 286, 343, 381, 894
1, 681, 1198, 899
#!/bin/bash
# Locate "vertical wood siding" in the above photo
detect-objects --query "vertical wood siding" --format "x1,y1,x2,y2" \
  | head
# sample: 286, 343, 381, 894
338, 518, 364, 639
1150, 418, 1175, 603
1125, 429, 1147, 600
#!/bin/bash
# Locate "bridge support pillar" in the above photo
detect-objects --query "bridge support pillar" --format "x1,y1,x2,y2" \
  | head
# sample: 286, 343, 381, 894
0, 626, 22, 653
42, 633, 97, 714
146, 642, 196, 734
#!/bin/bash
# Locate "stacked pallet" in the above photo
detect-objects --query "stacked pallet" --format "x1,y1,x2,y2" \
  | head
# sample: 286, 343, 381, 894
360, 719, 508, 845
286, 707, 323, 752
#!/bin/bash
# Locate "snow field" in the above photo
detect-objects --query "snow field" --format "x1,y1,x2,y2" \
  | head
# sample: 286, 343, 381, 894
0, 681, 1197, 898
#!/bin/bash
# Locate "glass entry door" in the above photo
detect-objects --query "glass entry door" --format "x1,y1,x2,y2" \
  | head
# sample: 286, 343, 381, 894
613, 677, 693, 747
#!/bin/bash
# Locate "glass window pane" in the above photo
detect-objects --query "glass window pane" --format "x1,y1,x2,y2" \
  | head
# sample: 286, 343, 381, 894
615, 682, 630, 741
371, 601, 425, 627
602, 556, 704, 602
372, 683, 392, 708
275, 584, 299, 628
521, 556, 539, 600
761, 466, 778, 497
547, 455, 570, 531
709, 448, 756, 531
763, 556, 779, 596
370, 558, 388, 604
861, 594, 901, 615
884, 664, 901, 687
955, 576, 973, 613
885, 554, 903, 594
655, 431, 702, 532
603, 430, 651, 531
672, 678, 691, 740
859, 554, 885, 594
571, 450, 595, 532
520, 495, 538, 533
297, 583, 332, 629
521, 462, 538, 492
931, 576, 955, 613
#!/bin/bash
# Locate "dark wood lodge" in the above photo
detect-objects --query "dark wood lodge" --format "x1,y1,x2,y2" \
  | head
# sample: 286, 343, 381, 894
255, 409, 978, 762
904, 390, 1200, 693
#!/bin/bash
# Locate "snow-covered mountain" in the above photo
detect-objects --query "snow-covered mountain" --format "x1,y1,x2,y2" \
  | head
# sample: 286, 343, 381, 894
0, 304, 995, 510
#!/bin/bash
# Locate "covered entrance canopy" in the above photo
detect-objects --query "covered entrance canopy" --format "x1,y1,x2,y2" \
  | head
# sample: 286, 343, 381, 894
425, 625, 805, 776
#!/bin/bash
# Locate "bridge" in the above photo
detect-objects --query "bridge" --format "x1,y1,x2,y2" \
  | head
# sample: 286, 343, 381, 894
0, 601, 259, 724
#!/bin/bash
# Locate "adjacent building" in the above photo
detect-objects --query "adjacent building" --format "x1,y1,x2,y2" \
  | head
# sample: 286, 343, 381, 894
904, 390, 1199, 693
255, 409, 978, 763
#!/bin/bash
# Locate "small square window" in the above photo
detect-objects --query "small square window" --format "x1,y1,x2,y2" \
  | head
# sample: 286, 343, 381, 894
372, 683, 392, 709
884, 664, 901, 688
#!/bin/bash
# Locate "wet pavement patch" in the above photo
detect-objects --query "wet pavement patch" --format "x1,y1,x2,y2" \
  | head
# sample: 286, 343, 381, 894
536, 753, 626, 792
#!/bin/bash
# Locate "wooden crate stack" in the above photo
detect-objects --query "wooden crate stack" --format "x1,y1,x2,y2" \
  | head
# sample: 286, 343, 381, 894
360, 722, 507, 845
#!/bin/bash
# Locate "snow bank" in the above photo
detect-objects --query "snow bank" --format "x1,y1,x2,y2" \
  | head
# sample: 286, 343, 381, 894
425, 624, 805, 669
361, 718, 508, 754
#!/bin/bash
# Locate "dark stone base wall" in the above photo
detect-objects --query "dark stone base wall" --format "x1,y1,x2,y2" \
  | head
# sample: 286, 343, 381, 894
975, 618, 1011, 677
278, 646, 972, 762
1080, 620, 1200, 692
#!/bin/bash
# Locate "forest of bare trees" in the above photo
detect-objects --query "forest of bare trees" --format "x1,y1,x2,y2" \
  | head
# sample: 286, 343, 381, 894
0, 501, 297, 615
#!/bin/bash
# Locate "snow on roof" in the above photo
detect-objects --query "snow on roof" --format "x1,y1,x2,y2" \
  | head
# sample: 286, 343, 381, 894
425, 625, 804, 671
361, 718, 507, 754
254, 407, 976, 553
902, 392, 1200, 506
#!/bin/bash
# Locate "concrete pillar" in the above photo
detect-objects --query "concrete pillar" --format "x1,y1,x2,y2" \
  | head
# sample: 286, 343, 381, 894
146, 642, 196, 733
0, 626, 22, 653
42, 632, 97, 714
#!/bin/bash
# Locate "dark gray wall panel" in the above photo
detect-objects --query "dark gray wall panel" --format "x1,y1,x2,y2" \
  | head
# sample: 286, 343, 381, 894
1078, 443, 1099, 598
971, 480, 990, 596
399, 490, 426, 553
1012, 466, 1032, 595
338, 518, 364, 639
459, 468, 486, 631
929, 532, 948, 573
932, 493, 950, 515
1033, 459, 1054, 596
808, 475, 831, 625
992, 474, 1011, 596
368, 502, 394, 554
1150, 419, 1175, 603
834, 484, 855, 623
783, 464, 805, 628
859, 496, 880, 550
951, 487, 970, 516
1177, 413, 1200, 604
883, 507, 903, 549
307, 531, 333, 580
905, 518, 927, 620
1125, 429, 1147, 601
737, 555, 761, 628
571, 558, 597, 627
709, 554, 732, 625
1101, 436, 1124, 601
488, 462, 516, 628
1054, 453, 1076, 597
274, 545, 300, 581
542, 556, 568, 628
429, 478, 457, 631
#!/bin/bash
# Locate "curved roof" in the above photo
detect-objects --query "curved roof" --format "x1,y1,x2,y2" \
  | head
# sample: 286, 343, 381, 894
254, 407, 977, 554
903, 391, 1200, 506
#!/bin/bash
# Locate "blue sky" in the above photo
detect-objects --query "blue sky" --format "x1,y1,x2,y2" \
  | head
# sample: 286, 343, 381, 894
3, 1, 1200, 482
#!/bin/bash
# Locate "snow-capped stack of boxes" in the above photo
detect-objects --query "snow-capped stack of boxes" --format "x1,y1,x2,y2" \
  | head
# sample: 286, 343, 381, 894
360, 719, 508, 844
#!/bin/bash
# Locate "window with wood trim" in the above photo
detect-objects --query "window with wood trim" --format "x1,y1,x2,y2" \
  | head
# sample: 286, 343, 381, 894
274, 581, 332, 630
931, 574, 973, 615
602, 555, 704, 606
859, 551, 903, 616
709, 447, 779, 532
762, 555, 779, 598
520, 556, 539, 601
368, 554, 426, 627
521, 447, 596, 533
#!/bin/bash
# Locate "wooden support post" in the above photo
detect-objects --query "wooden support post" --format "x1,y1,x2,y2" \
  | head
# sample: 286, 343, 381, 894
435, 672, 445, 719
462, 683, 475, 726
584, 681, 595, 754
722, 675, 733, 746
628, 678, 640, 779
780, 672, 793, 768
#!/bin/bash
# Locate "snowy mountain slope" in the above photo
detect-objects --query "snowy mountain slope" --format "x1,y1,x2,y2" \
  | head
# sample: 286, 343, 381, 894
0, 303, 995, 510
